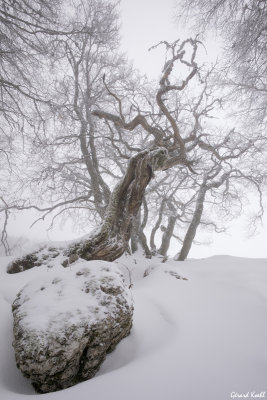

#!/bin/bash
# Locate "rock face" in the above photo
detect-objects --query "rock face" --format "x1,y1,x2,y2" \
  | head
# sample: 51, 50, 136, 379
12, 260, 133, 393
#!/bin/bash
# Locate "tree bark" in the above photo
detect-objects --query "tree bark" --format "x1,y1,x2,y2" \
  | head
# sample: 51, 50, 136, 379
130, 209, 152, 258
8, 147, 168, 273
66, 148, 168, 262
150, 199, 165, 254
158, 215, 177, 257
177, 186, 206, 261
130, 214, 140, 254
138, 198, 152, 258
176, 170, 232, 261
139, 230, 152, 258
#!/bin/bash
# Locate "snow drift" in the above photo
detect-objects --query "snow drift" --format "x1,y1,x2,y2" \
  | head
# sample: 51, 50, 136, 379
0, 254, 266, 400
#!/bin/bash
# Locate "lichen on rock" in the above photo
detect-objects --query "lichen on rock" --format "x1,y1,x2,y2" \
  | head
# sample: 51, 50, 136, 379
12, 260, 133, 393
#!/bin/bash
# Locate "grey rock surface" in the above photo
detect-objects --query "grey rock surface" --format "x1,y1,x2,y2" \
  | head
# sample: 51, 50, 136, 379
12, 260, 133, 393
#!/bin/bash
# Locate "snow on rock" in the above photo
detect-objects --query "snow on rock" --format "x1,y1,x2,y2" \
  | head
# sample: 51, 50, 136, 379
12, 260, 133, 393
6, 227, 103, 274
6, 244, 67, 274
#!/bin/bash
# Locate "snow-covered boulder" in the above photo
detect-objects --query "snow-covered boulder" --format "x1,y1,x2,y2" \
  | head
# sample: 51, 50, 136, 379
12, 260, 133, 393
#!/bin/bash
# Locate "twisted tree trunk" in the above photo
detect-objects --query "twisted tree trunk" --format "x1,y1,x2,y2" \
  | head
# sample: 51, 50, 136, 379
67, 148, 166, 262
8, 148, 168, 273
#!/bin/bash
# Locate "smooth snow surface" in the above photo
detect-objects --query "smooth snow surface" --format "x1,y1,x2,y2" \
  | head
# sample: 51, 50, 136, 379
0, 254, 266, 400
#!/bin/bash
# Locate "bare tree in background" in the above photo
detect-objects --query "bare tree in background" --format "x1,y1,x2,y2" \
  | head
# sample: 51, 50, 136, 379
0, 0, 130, 252
0, 0, 78, 253
177, 0, 267, 126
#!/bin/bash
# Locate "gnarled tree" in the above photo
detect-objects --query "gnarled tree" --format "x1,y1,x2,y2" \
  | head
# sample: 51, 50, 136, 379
8, 38, 202, 271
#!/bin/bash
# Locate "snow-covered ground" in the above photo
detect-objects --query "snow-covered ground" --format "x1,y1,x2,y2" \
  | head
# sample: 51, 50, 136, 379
0, 253, 266, 400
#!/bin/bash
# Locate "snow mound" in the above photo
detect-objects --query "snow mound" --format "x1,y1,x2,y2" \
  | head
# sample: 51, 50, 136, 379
143, 262, 188, 280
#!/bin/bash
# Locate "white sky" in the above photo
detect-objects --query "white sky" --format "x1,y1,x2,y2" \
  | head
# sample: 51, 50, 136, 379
120, 0, 180, 79
6, 0, 267, 259
119, 0, 220, 78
